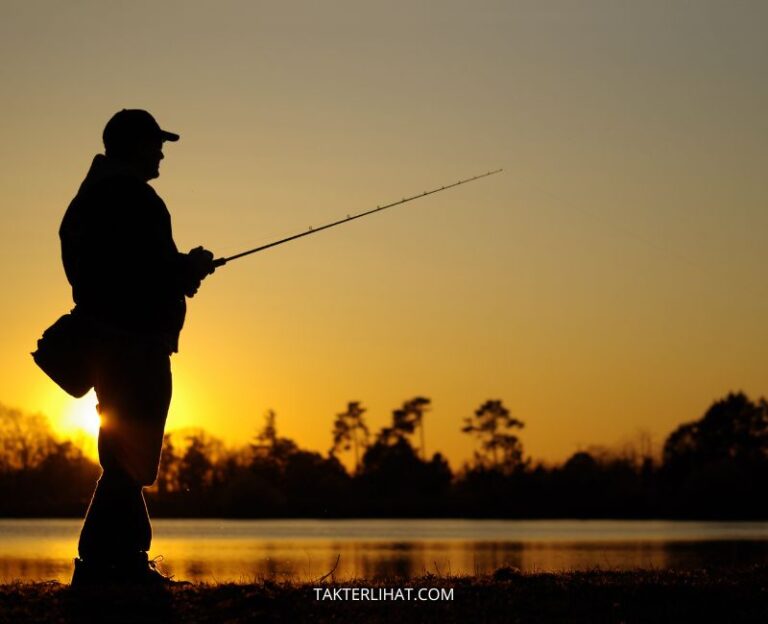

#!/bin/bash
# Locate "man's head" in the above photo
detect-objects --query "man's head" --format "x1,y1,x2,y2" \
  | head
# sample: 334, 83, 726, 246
103, 109, 179, 180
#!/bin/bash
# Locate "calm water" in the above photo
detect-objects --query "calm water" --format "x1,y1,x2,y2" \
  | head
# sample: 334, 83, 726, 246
1, 519, 767, 583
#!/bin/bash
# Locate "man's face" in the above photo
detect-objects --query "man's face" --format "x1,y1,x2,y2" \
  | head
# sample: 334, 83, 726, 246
125, 137, 164, 180
136, 138, 164, 180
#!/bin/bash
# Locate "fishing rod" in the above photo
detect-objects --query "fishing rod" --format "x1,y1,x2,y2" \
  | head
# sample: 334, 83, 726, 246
213, 168, 503, 268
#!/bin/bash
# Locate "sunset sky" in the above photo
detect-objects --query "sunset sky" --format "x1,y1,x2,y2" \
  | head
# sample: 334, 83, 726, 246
1, 1, 766, 469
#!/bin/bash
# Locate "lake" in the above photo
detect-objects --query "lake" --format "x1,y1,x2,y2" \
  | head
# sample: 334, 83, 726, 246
1, 519, 767, 583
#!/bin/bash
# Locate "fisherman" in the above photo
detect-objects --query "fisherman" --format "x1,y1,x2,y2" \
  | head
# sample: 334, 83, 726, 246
61, 109, 215, 586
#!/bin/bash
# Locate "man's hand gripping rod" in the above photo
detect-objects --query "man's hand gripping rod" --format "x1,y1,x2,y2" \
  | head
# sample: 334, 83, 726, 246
213, 168, 503, 268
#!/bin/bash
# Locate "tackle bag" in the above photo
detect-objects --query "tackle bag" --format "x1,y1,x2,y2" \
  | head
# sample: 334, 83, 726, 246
31, 312, 93, 398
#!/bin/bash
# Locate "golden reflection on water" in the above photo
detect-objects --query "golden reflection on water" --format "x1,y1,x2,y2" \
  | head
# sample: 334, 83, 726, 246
1, 519, 767, 583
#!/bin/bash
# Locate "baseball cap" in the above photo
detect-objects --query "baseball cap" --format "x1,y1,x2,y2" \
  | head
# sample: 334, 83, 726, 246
103, 109, 180, 152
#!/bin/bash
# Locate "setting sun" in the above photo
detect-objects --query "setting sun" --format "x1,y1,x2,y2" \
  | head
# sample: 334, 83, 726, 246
61, 391, 101, 439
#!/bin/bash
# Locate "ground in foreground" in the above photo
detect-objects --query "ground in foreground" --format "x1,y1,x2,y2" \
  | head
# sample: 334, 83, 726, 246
1, 566, 766, 623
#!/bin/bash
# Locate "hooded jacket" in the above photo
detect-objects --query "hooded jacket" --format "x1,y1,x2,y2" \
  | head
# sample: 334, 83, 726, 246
60, 154, 198, 353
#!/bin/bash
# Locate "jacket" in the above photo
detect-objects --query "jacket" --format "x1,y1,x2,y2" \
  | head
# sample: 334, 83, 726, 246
60, 154, 197, 352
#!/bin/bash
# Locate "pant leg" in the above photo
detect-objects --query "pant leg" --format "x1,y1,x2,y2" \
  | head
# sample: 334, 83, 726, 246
78, 337, 171, 562
77, 469, 152, 560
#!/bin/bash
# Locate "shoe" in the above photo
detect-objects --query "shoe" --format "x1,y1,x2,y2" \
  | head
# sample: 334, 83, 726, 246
71, 556, 102, 588
71, 556, 131, 587
141, 555, 189, 586
70, 553, 187, 588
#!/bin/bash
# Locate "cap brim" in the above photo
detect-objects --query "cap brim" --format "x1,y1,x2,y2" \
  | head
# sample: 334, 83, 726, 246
160, 130, 180, 142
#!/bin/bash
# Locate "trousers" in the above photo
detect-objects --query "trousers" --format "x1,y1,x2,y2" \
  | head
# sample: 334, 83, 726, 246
78, 336, 172, 562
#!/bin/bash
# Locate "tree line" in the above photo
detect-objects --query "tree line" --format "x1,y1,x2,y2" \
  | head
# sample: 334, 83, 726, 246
0, 391, 766, 518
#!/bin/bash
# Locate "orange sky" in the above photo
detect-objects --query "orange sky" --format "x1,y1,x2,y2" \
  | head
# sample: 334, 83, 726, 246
1, 1, 767, 469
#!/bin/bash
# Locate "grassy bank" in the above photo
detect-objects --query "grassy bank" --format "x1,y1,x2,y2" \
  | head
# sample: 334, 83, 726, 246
1, 567, 766, 623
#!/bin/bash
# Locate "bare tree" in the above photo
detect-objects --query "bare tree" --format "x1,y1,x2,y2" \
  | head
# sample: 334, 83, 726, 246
0, 404, 56, 472
379, 397, 431, 460
462, 399, 525, 473
330, 401, 369, 473
252, 409, 297, 463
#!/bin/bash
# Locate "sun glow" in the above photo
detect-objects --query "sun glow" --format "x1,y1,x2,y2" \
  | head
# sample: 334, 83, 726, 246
61, 390, 101, 439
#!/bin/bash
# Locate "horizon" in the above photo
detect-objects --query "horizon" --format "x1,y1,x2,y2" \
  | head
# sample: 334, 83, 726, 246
1, 388, 761, 472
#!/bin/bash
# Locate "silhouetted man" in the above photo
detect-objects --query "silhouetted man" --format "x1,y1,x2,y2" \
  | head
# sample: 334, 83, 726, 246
61, 109, 215, 586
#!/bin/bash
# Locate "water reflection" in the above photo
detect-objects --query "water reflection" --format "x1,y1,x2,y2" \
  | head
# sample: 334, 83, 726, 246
1, 519, 767, 583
